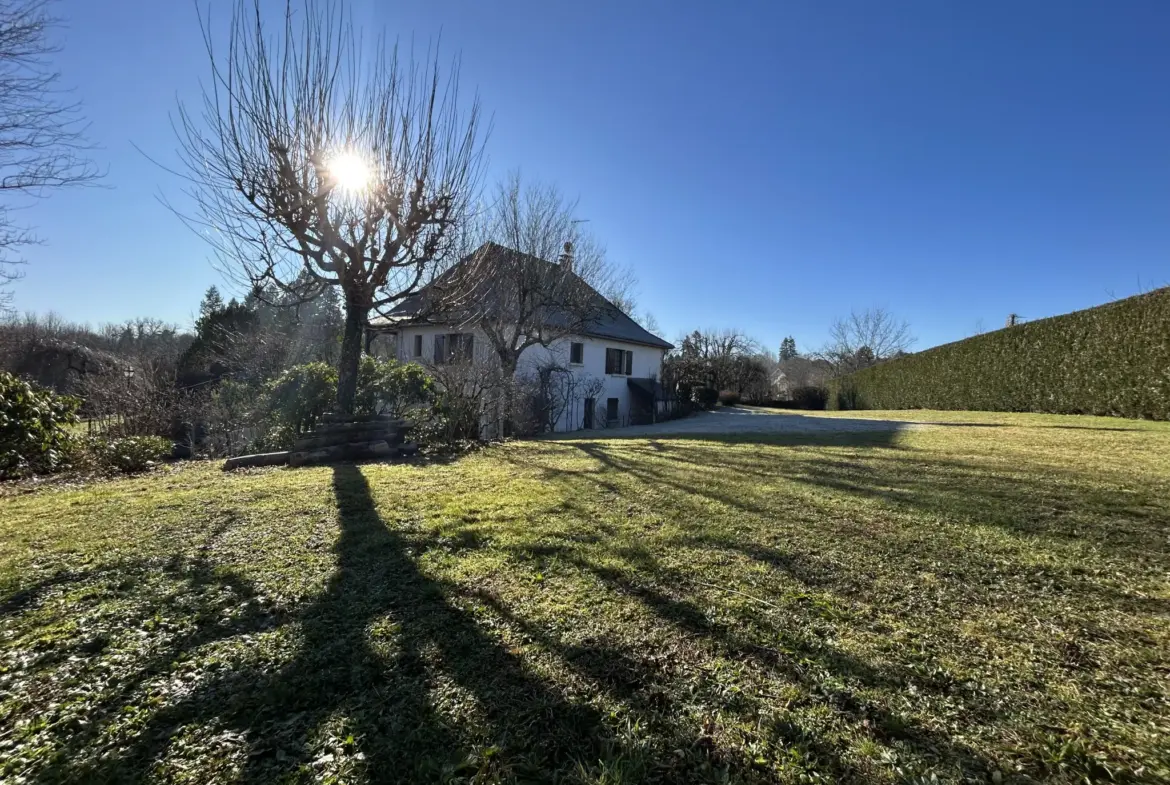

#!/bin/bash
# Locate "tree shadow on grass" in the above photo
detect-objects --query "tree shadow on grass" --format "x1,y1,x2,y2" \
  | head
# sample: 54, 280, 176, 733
24, 465, 612, 784
501, 437, 1168, 624
496, 539, 998, 781
551, 424, 906, 448
6, 534, 290, 783
486, 436, 1167, 779
549, 437, 1169, 566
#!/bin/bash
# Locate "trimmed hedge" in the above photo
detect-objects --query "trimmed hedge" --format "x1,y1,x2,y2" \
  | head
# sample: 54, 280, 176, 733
828, 287, 1170, 419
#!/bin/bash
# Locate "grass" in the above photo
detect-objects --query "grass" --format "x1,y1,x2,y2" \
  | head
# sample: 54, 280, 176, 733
1, 410, 1168, 784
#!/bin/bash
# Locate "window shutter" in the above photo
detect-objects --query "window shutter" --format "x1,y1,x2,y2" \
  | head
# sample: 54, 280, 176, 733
434, 334, 446, 363
624, 350, 633, 376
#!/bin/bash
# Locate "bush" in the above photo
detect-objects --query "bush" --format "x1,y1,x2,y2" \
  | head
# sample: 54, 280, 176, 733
260, 362, 338, 446
692, 386, 718, 409
200, 379, 264, 457
200, 358, 439, 455
827, 287, 1170, 418
71, 435, 171, 475
717, 390, 741, 406
791, 385, 828, 410
410, 390, 483, 449
353, 356, 433, 418
0, 372, 80, 479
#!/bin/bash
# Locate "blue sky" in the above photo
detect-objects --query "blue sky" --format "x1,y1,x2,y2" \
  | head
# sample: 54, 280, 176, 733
11, 0, 1170, 354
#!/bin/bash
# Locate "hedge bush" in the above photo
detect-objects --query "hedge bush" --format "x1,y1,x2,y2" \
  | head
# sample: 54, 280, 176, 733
828, 287, 1170, 419
260, 362, 338, 444
692, 386, 719, 409
353, 356, 433, 418
71, 435, 172, 475
717, 390, 741, 406
791, 385, 829, 410
0, 372, 80, 479
752, 387, 829, 411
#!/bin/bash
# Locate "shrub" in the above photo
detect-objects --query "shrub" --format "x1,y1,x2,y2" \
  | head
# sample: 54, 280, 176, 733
200, 379, 264, 457
411, 389, 483, 449
717, 390, 741, 406
203, 358, 437, 455
832, 380, 864, 412
261, 362, 338, 445
827, 287, 1170, 418
353, 356, 433, 418
791, 385, 828, 410
0, 372, 80, 479
692, 386, 718, 409
71, 435, 171, 475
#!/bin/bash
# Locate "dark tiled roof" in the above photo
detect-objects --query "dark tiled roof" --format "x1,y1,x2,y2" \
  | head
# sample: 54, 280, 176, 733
378, 243, 673, 350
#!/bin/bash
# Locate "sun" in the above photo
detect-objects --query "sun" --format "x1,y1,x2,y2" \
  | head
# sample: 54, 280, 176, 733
327, 151, 371, 193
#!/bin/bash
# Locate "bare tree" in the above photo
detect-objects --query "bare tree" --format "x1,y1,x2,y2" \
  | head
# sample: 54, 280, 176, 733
639, 311, 660, 335
401, 173, 645, 434
0, 0, 99, 310
817, 307, 915, 374
174, 0, 486, 413
664, 327, 764, 398
441, 174, 636, 376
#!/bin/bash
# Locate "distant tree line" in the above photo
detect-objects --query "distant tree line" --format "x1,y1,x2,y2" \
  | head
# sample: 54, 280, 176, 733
662, 308, 916, 409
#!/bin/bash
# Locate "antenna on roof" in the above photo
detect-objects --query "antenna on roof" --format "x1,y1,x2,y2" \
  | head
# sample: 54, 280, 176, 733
562, 218, 589, 271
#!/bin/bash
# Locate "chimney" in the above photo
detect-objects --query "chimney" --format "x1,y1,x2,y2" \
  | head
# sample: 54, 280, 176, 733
558, 241, 574, 273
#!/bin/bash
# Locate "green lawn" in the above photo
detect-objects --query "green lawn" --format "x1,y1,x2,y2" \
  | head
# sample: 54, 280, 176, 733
1, 411, 1168, 784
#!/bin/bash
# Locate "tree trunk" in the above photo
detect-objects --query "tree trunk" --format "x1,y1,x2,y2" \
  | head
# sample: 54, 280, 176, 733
336, 297, 366, 414
498, 352, 519, 438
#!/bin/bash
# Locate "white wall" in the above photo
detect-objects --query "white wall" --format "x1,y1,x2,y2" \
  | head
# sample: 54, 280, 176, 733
387, 325, 666, 432
518, 335, 665, 431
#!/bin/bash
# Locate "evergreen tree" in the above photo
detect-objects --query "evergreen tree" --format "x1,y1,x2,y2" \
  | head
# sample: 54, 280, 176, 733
198, 286, 226, 319
779, 336, 798, 362
179, 294, 260, 385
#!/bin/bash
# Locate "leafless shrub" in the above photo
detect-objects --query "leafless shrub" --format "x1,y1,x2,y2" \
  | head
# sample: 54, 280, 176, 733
73, 363, 183, 440
518, 357, 604, 434
420, 357, 507, 443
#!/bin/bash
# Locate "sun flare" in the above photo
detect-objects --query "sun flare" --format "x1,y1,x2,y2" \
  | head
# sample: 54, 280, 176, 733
327, 151, 371, 193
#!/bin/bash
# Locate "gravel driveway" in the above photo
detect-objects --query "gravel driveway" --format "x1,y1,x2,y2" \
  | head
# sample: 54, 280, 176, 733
605, 406, 923, 437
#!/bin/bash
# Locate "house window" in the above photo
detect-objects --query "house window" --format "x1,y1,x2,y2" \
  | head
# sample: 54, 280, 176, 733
569, 342, 584, 365
606, 397, 619, 424
605, 348, 633, 375
412, 334, 423, 358
434, 333, 474, 364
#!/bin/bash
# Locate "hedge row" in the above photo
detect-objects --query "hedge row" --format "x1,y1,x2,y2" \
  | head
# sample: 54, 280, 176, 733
827, 287, 1170, 419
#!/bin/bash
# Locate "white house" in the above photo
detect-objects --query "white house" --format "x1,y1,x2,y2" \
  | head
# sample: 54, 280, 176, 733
371, 244, 673, 433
